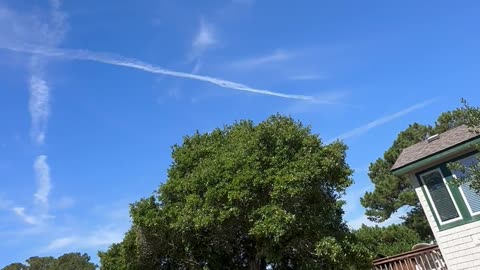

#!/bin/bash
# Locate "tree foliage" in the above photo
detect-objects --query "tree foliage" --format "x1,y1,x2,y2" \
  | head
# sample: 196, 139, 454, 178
361, 103, 480, 240
354, 224, 422, 258
50, 253, 96, 270
447, 99, 480, 192
99, 115, 370, 269
1, 263, 28, 270
1, 253, 96, 270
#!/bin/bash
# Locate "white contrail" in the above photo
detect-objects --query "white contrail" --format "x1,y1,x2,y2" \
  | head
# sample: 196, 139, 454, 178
328, 99, 436, 142
1, 44, 314, 101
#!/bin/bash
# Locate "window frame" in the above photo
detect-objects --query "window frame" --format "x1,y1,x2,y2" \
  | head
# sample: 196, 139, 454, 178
419, 168, 463, 225
451, 155, 480, 217
457, 184, 480, 217
415, 151, 480, 231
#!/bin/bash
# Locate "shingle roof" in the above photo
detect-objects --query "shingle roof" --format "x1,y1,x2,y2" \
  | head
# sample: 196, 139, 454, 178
391, 125, 480, 171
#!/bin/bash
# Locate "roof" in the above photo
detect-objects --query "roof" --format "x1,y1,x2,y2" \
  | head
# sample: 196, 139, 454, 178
391, 125, 480, 172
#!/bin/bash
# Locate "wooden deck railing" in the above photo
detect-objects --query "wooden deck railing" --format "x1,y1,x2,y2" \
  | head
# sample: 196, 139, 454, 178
372, 245, 447, 270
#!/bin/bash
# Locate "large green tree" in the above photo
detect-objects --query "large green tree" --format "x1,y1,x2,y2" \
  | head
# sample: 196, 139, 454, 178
361, 103, 480, 240
1, 253, 96, 270
99, 115, 370, 269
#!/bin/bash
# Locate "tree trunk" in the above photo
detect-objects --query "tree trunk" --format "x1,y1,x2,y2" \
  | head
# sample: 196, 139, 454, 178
249, 256, 266, 270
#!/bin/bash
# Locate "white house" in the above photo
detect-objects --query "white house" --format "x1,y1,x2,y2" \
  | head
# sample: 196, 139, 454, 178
390, 125, 480, 270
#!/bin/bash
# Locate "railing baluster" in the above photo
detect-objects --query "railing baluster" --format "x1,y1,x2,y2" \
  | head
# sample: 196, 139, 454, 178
414, 256, 421, 270
419, 254, 428, 270
408, 257, 416, 270
430, 251, 440, 269
372, 245, 446, 270
425, 251, 434, 269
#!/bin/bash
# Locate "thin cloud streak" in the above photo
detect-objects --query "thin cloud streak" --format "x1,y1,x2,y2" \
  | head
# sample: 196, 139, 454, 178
329, 99, 436, 142
11, 207, 41, 225
33, 155, 52, 208
27, 0, 68, 145
3, 0, 64, 226
29, 76, 50, 144
10, 155, 53, 225
1, 44, 315, 101
230, 49, 293, 69
45, 227, 125, 251
43, 202, 130, 252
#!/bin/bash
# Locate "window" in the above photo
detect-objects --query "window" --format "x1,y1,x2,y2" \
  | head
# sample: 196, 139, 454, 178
417, 154, 480, 230
420, 169, 461, 224
452, 155, 480, 216
460, 184, 480, 215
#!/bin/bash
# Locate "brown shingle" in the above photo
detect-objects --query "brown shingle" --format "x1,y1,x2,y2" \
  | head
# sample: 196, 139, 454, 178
391, 125, 479, 171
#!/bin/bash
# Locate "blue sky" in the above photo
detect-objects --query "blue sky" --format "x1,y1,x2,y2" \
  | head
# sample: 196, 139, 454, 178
1, 0, 480, 266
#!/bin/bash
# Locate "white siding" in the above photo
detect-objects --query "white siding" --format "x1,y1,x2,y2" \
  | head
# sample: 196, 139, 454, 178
436, 221, 480, 270
413, 178, 480, 270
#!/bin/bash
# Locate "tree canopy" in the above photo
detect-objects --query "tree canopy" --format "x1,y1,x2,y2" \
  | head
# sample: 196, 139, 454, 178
354, 224, 422, 258
99, 115, 371, 269
361, 101, 480, 240
1, 253, 96, 270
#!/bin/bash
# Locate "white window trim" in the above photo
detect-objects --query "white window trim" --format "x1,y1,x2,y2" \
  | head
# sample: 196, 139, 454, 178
420, 168, 463, 225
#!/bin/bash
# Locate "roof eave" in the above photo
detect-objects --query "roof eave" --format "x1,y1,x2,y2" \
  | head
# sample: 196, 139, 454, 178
391, 137, 480, 176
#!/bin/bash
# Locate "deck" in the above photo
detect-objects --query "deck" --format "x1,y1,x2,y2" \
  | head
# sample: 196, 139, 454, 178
372, 244, 447, 270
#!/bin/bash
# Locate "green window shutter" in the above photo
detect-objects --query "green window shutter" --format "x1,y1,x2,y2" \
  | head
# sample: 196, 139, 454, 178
421, 170, 460, 222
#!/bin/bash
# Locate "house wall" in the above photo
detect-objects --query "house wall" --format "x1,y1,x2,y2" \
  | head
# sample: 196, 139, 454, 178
411, 175, 480, 270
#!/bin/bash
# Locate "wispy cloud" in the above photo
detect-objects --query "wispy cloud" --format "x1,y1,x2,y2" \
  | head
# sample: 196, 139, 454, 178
43, 202, 130, 252
11, 207, 42, 225
286, 91, 350, 114
46, 226, 125, 251
29, 76, 50, 144
11, 155, 53, 225
26, 0, 68, 145
188, 18, 217, 68
191, 59, 202, 74
4, 0, 65, 225
47, 236, 76, 250
0, 0, 64, 145
1, 44, 315, 101
4, 200, 129, 257
230, 49, 294, 69
33, 155, 52, 208
192, 19, 216, 53
329, 99, 436, 142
